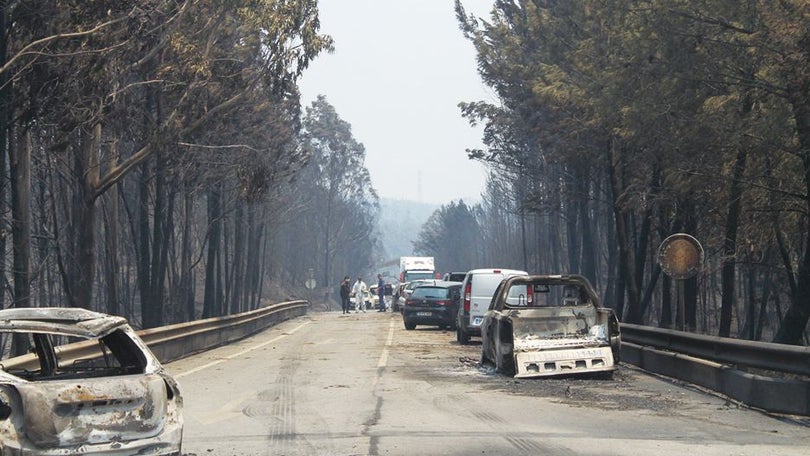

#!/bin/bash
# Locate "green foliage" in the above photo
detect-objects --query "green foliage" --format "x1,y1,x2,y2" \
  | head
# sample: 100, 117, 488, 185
457, 0, 810, 341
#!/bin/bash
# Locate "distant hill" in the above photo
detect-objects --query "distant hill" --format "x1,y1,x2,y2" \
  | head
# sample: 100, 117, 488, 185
378, 198, 438, 266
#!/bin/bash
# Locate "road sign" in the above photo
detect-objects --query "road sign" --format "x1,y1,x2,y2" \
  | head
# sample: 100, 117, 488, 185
305, 279, 317, 290
658, 233, 704, 280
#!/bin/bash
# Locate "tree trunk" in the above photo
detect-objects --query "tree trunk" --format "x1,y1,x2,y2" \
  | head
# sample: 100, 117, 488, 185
0, 4, 8, 311
203, 187, 223, 318
230, 202, 246, 314
579, 185, 596, 285
774, 78, 810, 344
103, 141, 121, 316
71, 124, 101, 309
607, 140, 640, 323
719, 147, 748, 336
137, 161, 152, 325
10, 126, 31, 311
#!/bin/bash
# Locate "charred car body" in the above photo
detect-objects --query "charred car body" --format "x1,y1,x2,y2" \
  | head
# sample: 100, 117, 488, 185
480, 275, 620, 378
0, 307, 183, 455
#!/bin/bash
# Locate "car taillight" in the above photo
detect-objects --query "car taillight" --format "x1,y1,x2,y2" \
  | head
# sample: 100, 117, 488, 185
436, 300, 451, 306
464, 282, 471, 312
405, 299, 414, 307
527, 285, 534, 305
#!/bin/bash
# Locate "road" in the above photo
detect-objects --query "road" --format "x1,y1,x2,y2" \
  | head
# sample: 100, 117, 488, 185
168, 310, 810, 456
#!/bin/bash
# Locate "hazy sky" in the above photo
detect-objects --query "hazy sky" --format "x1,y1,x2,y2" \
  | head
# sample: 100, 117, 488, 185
298, 1, 494, 205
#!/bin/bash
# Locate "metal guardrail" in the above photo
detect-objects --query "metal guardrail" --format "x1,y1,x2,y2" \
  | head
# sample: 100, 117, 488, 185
0, 300, 309, 371
620, 323, 810, 376
138, 300, 309, 364
620, 323, 810, 416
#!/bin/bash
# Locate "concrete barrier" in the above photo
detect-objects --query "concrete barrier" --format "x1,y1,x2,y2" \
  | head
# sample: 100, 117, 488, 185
622, 341, 810, 416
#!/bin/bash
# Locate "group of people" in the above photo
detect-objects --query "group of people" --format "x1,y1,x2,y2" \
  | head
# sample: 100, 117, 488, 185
339, 274, 388, 314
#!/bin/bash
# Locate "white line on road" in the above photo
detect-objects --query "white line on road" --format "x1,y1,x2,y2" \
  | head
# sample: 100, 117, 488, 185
175, 321, 311, 379
372, 318, 396, 386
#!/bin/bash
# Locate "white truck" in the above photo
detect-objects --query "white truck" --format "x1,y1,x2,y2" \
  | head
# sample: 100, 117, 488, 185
399, 256, 436, 282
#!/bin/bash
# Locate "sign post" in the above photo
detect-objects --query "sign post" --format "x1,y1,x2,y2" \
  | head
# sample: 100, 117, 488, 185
657, 233, 704, 331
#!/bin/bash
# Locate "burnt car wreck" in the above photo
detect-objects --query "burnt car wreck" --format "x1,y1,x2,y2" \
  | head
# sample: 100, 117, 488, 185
480, 275, 620, 378
0, 307, 183, 455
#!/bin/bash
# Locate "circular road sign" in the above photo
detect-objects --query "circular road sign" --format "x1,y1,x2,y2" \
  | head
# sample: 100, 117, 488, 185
658, 233, 704, 280
305, 279, 317, 290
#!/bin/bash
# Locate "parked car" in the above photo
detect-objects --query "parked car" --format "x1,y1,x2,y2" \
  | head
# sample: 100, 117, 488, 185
350, 289, 373, 310
480, 274, 621, 378
401, 280, 462, 330
0, 307, 184, 455
456, 268, 528, 344
392, 282, 409, 312
369, 284, 395, 310
442, 271, 467, 282
395, 279, 434, 312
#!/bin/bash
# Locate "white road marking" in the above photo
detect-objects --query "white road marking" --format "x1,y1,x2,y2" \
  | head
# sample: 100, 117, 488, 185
372, 319, 396, 386
175, 321, 311, 379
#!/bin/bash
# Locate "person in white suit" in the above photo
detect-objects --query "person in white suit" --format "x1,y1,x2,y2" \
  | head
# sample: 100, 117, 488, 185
352, 277, 368, 313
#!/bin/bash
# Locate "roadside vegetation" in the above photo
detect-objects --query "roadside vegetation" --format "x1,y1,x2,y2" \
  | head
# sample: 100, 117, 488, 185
0, 1, 379, 335
423, 1, 810, 344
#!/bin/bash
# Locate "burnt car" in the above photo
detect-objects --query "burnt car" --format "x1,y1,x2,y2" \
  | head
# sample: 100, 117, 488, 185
0, 307, 183, 455
480, 275, 620, 378
401, 280, 462, 330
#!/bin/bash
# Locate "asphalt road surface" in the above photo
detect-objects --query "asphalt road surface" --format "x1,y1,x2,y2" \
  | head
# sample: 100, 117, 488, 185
168, 310, 810, 456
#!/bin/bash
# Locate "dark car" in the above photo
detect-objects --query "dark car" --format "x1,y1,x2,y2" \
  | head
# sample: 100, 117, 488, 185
480, 274, 620, 378
401, 280, 462, 330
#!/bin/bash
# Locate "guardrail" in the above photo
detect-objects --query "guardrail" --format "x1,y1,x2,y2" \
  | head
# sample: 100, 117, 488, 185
139, 300, 309, 363
620, 323, 810, 416
0, 300, 309, 372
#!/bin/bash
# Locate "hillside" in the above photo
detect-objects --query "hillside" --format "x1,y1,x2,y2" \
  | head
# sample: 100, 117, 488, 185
378, 198, 438, 265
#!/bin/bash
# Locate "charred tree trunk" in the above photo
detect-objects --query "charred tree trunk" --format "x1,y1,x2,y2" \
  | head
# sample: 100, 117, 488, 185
70, 124, 101, 310
719, 147, 748, 337
774, 77, 810, 345
608, 141, 640, 323
203, 187, 223, 318
230, 202, 246, 314
103, 141, 121, 316
0, 5, 8, 311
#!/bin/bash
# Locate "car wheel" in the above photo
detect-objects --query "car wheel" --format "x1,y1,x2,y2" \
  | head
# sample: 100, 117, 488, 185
404, 321, 416, 330
495, 347, 515, 375
480, 345, 493, 366
458, 327, 470, 345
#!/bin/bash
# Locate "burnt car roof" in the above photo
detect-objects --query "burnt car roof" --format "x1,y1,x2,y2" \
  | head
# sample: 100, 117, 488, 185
0, 307, 128, 338
502, 274, 597, 289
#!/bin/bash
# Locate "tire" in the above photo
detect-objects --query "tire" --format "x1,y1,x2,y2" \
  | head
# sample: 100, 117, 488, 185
458, 327, 470, 345
480, 345, 493, 366
496, 349, 515, 375
404, 321, 416, 330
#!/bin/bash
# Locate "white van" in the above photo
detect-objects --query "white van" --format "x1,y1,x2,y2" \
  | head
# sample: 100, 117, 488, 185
456, 268, 528, 344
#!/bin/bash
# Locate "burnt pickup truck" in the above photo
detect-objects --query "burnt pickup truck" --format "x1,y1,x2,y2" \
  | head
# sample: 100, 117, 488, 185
480, 274, 620, 378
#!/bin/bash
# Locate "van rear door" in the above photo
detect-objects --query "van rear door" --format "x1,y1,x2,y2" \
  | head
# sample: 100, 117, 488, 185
469, 271, 526, 326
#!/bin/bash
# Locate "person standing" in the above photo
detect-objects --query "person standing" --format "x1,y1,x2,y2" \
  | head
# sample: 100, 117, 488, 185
339, 276, 351, 314
352, 277, 367, 313
377, 274, 386, 312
